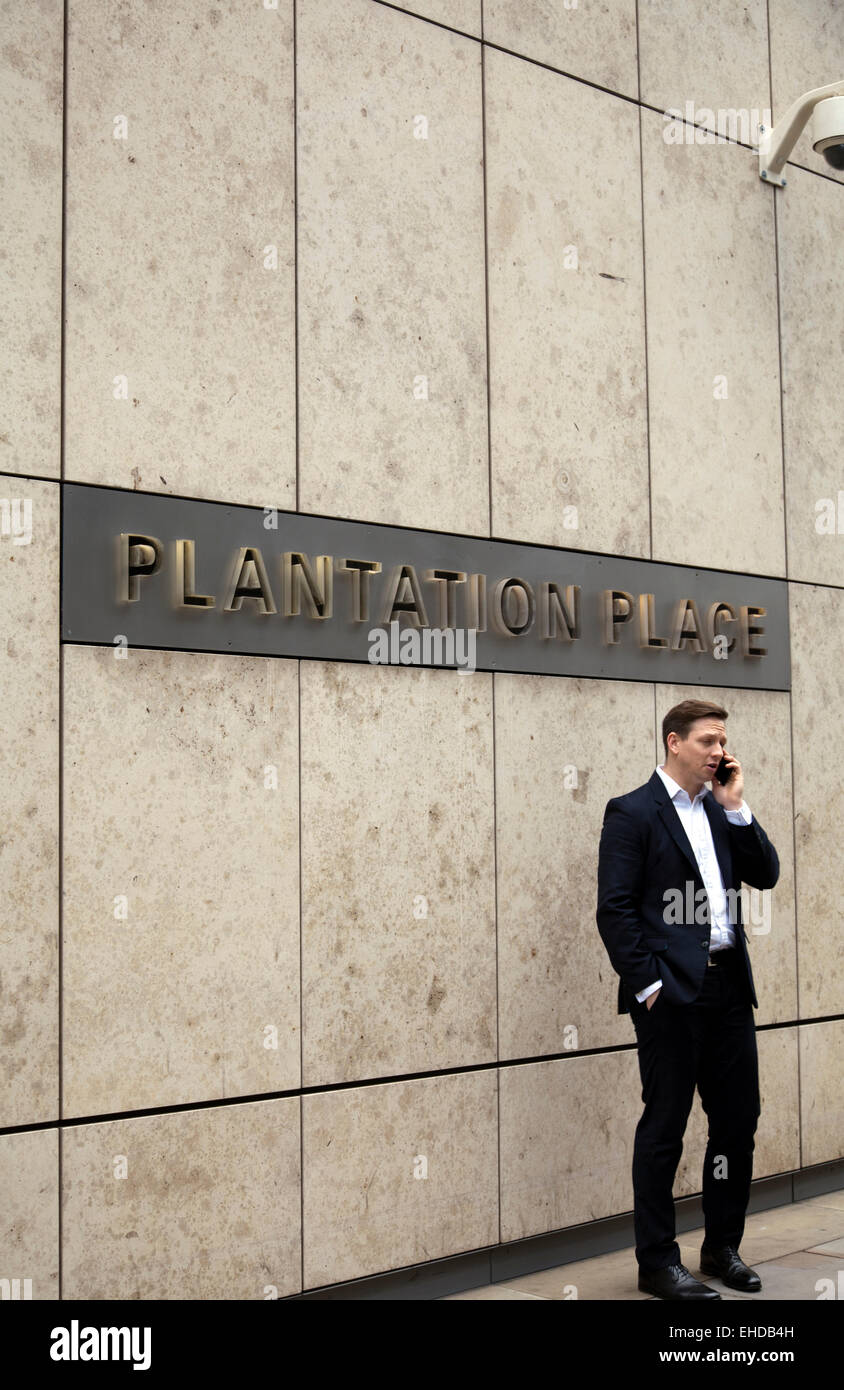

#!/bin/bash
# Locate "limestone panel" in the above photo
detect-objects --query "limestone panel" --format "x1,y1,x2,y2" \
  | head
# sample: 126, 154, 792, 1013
639, 0, 770, 142
799, 1020, 844, 1168
62, 647, 299, 1116
486, 49, 648, 554
0, 1127, 58, 1300
754, 1024, 802, 1176
484, 0, 638, 100
0, 475, 59, 1127
0, 0, 62, 479
300, 660, 495, 1085
393, 0, 480, 34
297, 0, 488, 534
496, 674, 654, 1057
65, 0, 295, 505
302, 1070, 497, 1288
789, 583, 844, 1019
642, 108, 784, 575
778, 164, 844, 586
499, 1051, 640, 1242
62, 1098, 300, 1299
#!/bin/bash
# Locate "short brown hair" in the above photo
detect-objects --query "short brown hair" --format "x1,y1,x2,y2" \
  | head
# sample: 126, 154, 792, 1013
662, 699, 728, 758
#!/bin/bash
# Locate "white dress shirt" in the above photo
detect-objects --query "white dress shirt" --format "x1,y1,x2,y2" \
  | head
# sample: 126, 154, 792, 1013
635, 765, 753, 1003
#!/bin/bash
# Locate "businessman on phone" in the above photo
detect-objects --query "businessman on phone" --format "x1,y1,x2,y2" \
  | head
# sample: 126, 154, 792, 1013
596, 699, 780, 1299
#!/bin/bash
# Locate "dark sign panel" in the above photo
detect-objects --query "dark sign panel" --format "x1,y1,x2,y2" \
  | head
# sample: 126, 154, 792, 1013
61, 483, 789, 689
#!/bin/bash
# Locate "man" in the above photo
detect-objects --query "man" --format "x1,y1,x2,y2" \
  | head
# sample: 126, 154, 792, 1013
596, 699, 779, 1300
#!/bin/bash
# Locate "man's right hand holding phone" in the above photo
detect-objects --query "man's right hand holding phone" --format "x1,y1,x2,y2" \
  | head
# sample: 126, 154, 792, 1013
646, 986, 662, 1010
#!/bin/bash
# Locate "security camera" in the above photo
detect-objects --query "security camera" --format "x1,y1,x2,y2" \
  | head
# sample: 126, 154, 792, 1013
759, 80, 844, 186
812, 95, 844, 169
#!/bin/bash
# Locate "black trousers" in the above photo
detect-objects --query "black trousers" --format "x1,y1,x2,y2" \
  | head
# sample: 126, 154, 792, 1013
624, 947, 761, 1273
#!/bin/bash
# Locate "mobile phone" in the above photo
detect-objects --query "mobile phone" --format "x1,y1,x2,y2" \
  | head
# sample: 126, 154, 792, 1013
714, 754, 733, 785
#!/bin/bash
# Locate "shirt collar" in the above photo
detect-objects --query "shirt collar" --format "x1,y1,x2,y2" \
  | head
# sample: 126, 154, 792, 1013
656, 764, 707, 807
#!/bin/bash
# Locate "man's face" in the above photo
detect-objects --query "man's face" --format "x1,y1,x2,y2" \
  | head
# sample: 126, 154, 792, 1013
668, 717, 727, 784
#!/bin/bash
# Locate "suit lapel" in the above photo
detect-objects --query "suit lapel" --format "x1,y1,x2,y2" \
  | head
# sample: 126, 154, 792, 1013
650, 770, 701, 878
658, 801, 700, 877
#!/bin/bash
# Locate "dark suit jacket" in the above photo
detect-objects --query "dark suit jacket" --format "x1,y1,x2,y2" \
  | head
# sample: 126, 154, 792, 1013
596, 770, 779, 1013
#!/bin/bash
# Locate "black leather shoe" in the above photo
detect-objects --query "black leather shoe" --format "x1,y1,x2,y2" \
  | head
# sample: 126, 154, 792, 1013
638, 1262, 721, 1300
700, 1244, 762, 1291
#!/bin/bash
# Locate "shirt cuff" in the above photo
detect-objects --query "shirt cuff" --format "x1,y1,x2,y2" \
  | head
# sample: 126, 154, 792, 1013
635, 979, 662, 1003
725, 800, 752, 825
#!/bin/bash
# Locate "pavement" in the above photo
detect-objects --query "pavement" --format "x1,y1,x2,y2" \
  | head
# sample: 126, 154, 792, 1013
441, 1187, 844, 1300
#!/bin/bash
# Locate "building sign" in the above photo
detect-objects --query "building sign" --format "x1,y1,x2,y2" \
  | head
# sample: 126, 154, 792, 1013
61, 483, 790, 689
